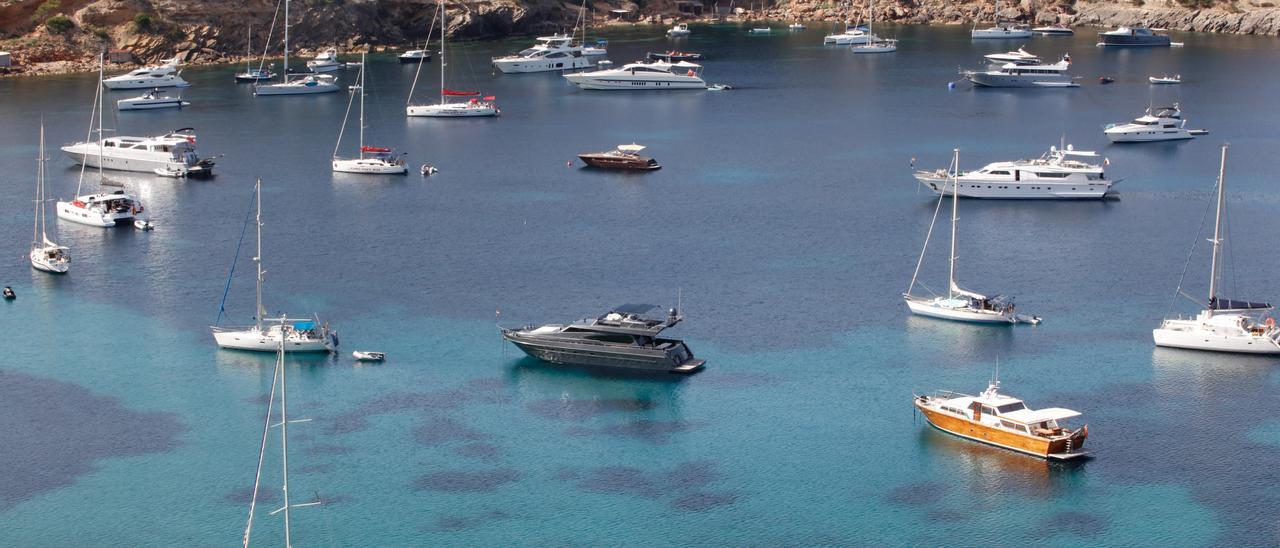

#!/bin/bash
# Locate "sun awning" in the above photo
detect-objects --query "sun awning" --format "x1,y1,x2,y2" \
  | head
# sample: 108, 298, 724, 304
442, 88, 480, 96
361, 146, 391, 153
1211, 297, 1272, 310
1003, 407, 1081, 424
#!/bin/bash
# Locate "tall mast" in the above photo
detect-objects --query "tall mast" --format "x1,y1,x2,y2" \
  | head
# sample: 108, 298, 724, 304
246, 26, 252, 74
254, 179, 265, 331
282, 0, 290, 81
278, 332, 293, 548
34, 124, 43, 245
948, 148, 959, 299
438, 0, 446, 105
358, 54, 365, 158
96, 51, 104, 185
1207, 145, 1227, 314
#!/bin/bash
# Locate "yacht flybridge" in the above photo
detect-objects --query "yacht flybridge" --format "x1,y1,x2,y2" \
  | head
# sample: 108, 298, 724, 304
501, 304, 705, 373
563, 61, 706, 90
334, 55, 408, 174
967, 56, 1077, 87
306, 48, 342, 72
211, 179, 338, 353
254, 0, 340, 96
984, 47, 1039, 65
30, 125, 70, 274
1153, 146, 1280, 354
492, 34, 605, 73
904, 149, 1041, 325
915, 377, 1089, 460
1105, 104, 1206, 142
102, 57, 189, 89
406, 0, 499, 118
913, 144, 1114, 200
62, 129, 214, 177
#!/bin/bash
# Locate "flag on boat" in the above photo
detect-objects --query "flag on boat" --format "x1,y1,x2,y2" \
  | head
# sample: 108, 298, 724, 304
441, 88, 479, 96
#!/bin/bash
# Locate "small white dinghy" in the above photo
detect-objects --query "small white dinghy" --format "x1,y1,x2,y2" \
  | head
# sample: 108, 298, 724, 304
352, 350, 386, 361
749, 28, 771, 34
117, 88, 190, 111
134, 219, 155, 231
1149, 74, 1181, 84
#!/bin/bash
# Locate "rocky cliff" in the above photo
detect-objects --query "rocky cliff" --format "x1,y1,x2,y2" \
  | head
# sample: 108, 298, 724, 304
1, 0, 1278, 76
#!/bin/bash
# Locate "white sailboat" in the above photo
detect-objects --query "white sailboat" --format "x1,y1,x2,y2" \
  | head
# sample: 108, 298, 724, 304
240, 319, 324, 548
30, 124, 70, 274
254, 0, 339, 96
57, 53, 145, 228
406, 0, 499, 117
333, 55, 408, 174
211, 179, 338, 353
235, 24, 277, 82
851, 0, 896, 53
904, 149, 1040, 325
1153, 146, 1280, 354
971, 0, 1032, 39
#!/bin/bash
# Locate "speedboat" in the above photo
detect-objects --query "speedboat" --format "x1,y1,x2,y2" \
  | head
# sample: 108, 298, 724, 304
913, 144, 1113, 200
967, 56, 1077, 88
824, 26, 874, 45
667, 23, 691, 36
563, 61, 706, 90
492, 34, 605, 74
971, 24, 1033, 39
102, 57, 189, 89
306, 48, 342, 72
983, 47, 1039, 65
578, 144, 661, 170
57, 190, 142, 227
353, 351, 386, 361
500, 304, 705, 373
646, 51, 704, 62
1154, 146, 1280, 354
116, 88, 189, 110
1098, 26, 1171, 47
915, 378, 1089, 460
1149, 74, 1181, 84
1104, 104, 1205, 142
62, 128, 214, 177
1033, 26, 1074, 35
398, 49, 432, 63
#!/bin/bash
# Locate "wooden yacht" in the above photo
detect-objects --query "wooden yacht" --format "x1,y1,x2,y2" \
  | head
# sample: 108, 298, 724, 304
914, 379, 1089, 460
578, 144, 661, 171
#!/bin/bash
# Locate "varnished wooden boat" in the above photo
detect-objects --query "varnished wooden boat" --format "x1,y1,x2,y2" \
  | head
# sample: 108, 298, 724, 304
578, 144, 661, 171
914, 380, 1089, 460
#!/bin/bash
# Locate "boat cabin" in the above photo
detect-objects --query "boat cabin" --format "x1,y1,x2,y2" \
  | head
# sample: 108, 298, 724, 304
938, 384, 1081, 438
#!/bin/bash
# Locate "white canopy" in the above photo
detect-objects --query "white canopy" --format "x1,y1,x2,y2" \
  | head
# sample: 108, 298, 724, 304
617, 144, 646, 153
1004, 407, 1081, 424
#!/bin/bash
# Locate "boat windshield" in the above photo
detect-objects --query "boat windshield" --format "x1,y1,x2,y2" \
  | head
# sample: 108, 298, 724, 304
996, 402, 1026, 414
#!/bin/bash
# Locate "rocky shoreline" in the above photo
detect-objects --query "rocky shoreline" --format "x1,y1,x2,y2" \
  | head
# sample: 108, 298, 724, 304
2, 0, 1279, 79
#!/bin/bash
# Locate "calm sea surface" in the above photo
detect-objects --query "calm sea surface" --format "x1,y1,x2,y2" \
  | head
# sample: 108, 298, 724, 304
2, 23, 1279, 546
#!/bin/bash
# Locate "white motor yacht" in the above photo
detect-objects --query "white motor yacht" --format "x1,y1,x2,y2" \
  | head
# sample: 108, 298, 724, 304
967, 56, 1077, 87
972, 24, 1033, 39
1154, 146, 1280, 354
1034, 26, 1074, 35
1105, 104, 1205, 142
563, 61, 706, 90
668, 23, 691, 36
116, 88, 190, 110
984, 47, 1040, 65
62, 128, 214, 177
211, 180, 337, 353
824, 26, 875, 45
333, 55, 408, 174
57, 190, 142, 227
914, 144, 1113, 200
30, 125, 70, 274
406, 0, 500, 118
904, 149, 1040, 325
306, 48, 342, 72
254, 0, 340, 96
102, 57, 189, 89
398, 48, 431, 63
492, 34, 605, 73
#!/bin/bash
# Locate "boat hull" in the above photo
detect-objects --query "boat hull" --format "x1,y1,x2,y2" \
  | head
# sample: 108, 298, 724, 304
502, 330, 703, 373
1034, 27, 1074, 35
62, 145, 210, 177
254, 81, 340, 95
406, 104, 499, 117
1105, 128, 1194, 142
493, 56, 596, 74
905, 297, 1015, 324
332, 158, 408, 174
1153, 328, 1280, 354
398, 55, 432, 63
971, 29, 1033, 39
916, 401, 1088, 460
578, 154, 660, 170
30, 251, 69, 274
914, 174, 1112, 200
56, 202, 134, 227
102, 76, 189, 89
563, 73, 706, 90
117, 99, 189, 110
969, 72, 1075, 88
1098, 34, 1171, 47
212, 328, 333, 353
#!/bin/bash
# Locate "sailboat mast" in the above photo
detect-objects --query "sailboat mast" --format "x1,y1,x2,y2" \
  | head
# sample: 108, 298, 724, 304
277, 334, 293, 548
1207, 145, 1227, 312
948, 148, 959, 299
358, 54, 365, 158
282, 0, 290, 81
255, 179, 265, 332
246, 27, 252, 74
96, 51, 104, 184
439, 0, 446, 105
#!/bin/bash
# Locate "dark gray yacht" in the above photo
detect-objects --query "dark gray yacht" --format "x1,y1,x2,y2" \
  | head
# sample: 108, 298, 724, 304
501, 304, 705, 374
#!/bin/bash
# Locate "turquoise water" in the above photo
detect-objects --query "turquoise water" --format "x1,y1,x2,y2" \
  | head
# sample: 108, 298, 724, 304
2, 23, 1279, 545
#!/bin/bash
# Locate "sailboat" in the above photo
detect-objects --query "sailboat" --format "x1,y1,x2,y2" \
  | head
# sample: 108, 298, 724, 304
851, 0, 896, 53
971, 0, 1032, 39
1153, 146, 1280, 354
235, 24, 277, 82
904, 149, 1040, 325
406, 0, 499, 117
30, 124, 70, 274
240, 318, 324, 548
254, 0, 339, 96
57, 52, 145, 228
211, 179, 338, 353
333, 54, 408, 174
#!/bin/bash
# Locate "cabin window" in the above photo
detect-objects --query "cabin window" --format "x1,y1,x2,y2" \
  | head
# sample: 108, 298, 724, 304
1000, 420, 1018, 430
1036, 172, 1068, 178
996, 402, 1026, 414
981, 406, 998, 417
988, 170, 1010, 176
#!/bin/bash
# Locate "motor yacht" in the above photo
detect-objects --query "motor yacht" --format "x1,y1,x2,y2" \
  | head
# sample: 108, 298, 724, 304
1098, 26, 1171, 47
62, 128, 214, 177
967, 56, 1077, 87
1033, 26, 1074, 35
500, 304, 705, 373
578, 144, 660, 170
1149, 74, 1181, 84
972, 24, 1033, 39
1153, 146, 1280, 354
983, 47, 1039, 65
823, 26, 874, 45
57, 190, 141, 227
646, 51, 704, 62
102, 58, 189, 89
913, 144, 1113, 200
116, 88, 190, 110
398, 49, 432, 63
915, 378, 1089, 460
306, 48, 342, 72
667, 23, 691, 36
563, 61, 706, 90
1104, 104, 1205, 142
492, 34, 605, 73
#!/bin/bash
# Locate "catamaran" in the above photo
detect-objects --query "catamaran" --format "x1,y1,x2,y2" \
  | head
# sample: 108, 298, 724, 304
211, 179, 338, 352
333, 55, 408, 174
30, 124, 70, 274
254, 0, 339, 95
406, 0, 499, 117
1153, 145, 1280, 354
903, 149, 1040, 324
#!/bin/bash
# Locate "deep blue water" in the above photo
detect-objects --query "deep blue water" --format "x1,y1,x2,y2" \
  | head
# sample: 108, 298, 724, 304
2, 23, 1279, 545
